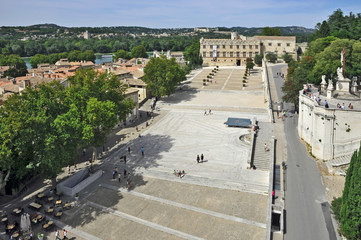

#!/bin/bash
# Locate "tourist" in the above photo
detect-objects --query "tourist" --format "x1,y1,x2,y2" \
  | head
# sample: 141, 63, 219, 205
123, 169, 127, 178
341, 103, 345, 109
197, 155, 200, 163
204, 110, 207, 116
136, 126, 138, 132
118, 173, 121, 183
201, 154, 204, 162
55, 230, 59, 240
209, 109, 212, 115
128, 146, 131, 154
264, 143, 267, 152
67, 165, 70, 174
325, 100, 329, 108
348, 103, 353, 109
63, 229, 67, 240
141, 147, 145, 156
337, 103, 341, 108
112, 170, 115, 179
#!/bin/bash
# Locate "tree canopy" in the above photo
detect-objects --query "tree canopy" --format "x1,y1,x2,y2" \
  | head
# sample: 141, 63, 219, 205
0, 69, 133, 190
260, 27, 282, 36
131, 45, 148, 58
143, 56, 185, 97
0, 54, 27, 77
113, 49, 131, 61
266, 53, 277, 63
184, 41, 203, 67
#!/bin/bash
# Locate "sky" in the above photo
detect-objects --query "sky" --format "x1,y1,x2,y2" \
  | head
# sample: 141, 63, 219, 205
1, 0, 360, 29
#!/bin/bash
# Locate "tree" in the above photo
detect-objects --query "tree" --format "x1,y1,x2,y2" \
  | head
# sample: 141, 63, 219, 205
246, 57, 255, 72
339, 146, 361, 239
131, 45, 148, 58
113, 49, 131, 61
282, 53, 293, 64
266, 53, 277, 63
143, 56, 186, 97
260, 27, 282, 36
254, 54, 263, 66
184, 41, 203, 67
0, 54, 27, 77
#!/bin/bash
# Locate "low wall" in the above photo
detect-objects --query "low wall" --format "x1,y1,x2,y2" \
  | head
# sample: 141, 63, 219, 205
57, 168, 102, 197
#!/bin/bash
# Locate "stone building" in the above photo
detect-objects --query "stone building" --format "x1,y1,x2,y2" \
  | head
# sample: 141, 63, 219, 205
200, 32, 296, 66
298, 58, 361, 161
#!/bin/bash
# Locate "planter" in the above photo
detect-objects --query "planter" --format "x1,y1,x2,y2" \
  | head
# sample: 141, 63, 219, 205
203, 83, 207, 86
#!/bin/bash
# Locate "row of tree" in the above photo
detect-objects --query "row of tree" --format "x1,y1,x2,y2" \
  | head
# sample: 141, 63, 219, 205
29, 50, 96, 68
0, 69, 134, 191
113, 45, 148, 61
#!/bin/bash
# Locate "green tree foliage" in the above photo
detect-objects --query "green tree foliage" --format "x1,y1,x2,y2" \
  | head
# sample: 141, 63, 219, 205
0, 54, 27, 77
113, 49, 131, 61
0, 69, 133, 190
312, 9, 361, 40
339, 147, 361, 239
254, 54, 263, 66
29, 50, 96, 68
131, 45, 148, 58
282, 53, 294, 64
266, 53, 277, 63
246, 57, 255, 71
143, 56, 186, 97
184, 41, 203, 67
260, 27, 282, 36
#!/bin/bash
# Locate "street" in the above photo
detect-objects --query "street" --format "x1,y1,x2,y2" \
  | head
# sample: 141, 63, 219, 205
268, 64, 338, 240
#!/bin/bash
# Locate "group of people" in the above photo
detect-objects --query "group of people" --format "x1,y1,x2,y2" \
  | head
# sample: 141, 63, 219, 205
276, 72, 285, 78
173, 170, 185, 178
196, 154, 205, 163
55, 229, 68, 239
204, 109, 212, 116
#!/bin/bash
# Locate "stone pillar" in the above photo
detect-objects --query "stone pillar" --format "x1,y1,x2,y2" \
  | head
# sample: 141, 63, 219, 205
351, 77, 358, 94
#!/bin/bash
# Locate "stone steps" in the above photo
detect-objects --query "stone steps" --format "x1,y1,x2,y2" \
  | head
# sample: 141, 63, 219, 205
252, 142, 271, 171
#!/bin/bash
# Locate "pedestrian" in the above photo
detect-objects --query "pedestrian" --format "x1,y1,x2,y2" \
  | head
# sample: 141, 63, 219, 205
204, 110, 207, 116
112, 170, 115, 179
201, 154, 204, 162
74, 162, 77, 170
67, 165, 70, 174
82, 148, 86, 156
118, 173, 121, 183
136, 126, 138, 131
124, 155, 127, 164
141, 147, 144, 156
209, 109, 212, 115
196, 155, 200, 163
63, 229, 67, 240
264, 143, 267, 152
128, 146, 131, 154
55, 230, 59, 240
123, 169, 127, 178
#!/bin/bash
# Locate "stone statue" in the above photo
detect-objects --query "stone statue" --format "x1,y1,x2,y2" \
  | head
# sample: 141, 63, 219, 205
321, 75, 326, 85
327, 79, 334, 90
337, 67, 344, 80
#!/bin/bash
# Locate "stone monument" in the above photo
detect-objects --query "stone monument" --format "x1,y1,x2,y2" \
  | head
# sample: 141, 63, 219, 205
335, 48, 351, 94
320, 75, 327, 94
327, 79, 334, 99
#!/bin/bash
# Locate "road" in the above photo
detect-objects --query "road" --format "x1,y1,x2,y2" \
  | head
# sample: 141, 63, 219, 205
268, 64, 338, 240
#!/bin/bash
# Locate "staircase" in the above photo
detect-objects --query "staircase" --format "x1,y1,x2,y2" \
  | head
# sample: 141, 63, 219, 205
252, 140, 271, 171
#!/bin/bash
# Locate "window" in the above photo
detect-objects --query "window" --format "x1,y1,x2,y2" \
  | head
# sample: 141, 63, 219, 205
203, 45, 206, 49
243, 45, 246, 49
223, 52, 226, 57
217, 45, 220, 48
236, 52, 240, 57
255, 52, 259, 55
255, 45, 258, 49
260, 43, 263, 46
217, 52, 220, 57
268, 43, 272, 46
210, 52, 213, 57
210, 45, 213, 49
287, 43, 290, 47
223, 45, 226, 49
230, 45, 233, 49
278, 43, 281, 47
237, 45, 239, 49
249, 45, 253, 49
203, 52, 206, 57
230, 52, 233, 57
243, 52, 246, 57
249, 52, 253, 58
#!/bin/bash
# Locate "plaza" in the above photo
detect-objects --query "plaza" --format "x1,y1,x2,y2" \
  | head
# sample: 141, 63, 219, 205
1, 66, 272, 240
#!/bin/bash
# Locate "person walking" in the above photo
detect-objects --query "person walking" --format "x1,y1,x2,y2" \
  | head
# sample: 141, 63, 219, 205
201, 154, 204, 162
63, 229, 67, 240
128, 146, 131, 154
55, 230, 59, 240
123, 169, 127, 178
141, 147, 145, 156
124, 155, 127, 164
118, 173, 121, 183
196, 155, 200, 163
264, 143, 267, 152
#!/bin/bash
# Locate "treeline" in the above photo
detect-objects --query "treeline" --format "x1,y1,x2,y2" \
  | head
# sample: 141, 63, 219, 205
29, 50, 96, 68
0, 34, 224, 57
0, 69, 134, 191
282, 9, 361, 108
0, 54, 27, 77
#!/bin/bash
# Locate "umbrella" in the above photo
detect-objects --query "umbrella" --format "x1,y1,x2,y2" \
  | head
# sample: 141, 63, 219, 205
20, 213, 26, 232
26, 213, 31, 232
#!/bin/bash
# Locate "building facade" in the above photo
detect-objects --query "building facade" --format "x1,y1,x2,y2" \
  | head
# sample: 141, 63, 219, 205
200, 33, 296, 66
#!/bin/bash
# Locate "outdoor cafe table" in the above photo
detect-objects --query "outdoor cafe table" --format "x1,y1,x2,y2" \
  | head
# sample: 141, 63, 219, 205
29, 202, 42, 209
7, 224, 15, 230
1, 217, 7, 223
47, 197, 54, 202
55, 212, 63, 217
63, 203, 71, 208
12, 232, 19, 238
13, 208, 21, 215
46, 208, 54, 214
37, 193, 45, 199
43, 220, 53, 229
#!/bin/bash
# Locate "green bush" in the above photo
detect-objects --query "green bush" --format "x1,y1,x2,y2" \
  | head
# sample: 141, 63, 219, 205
331, 197, 342, 221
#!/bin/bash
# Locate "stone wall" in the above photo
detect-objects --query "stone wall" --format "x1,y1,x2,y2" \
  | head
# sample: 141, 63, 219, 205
298, 94, 361, 160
